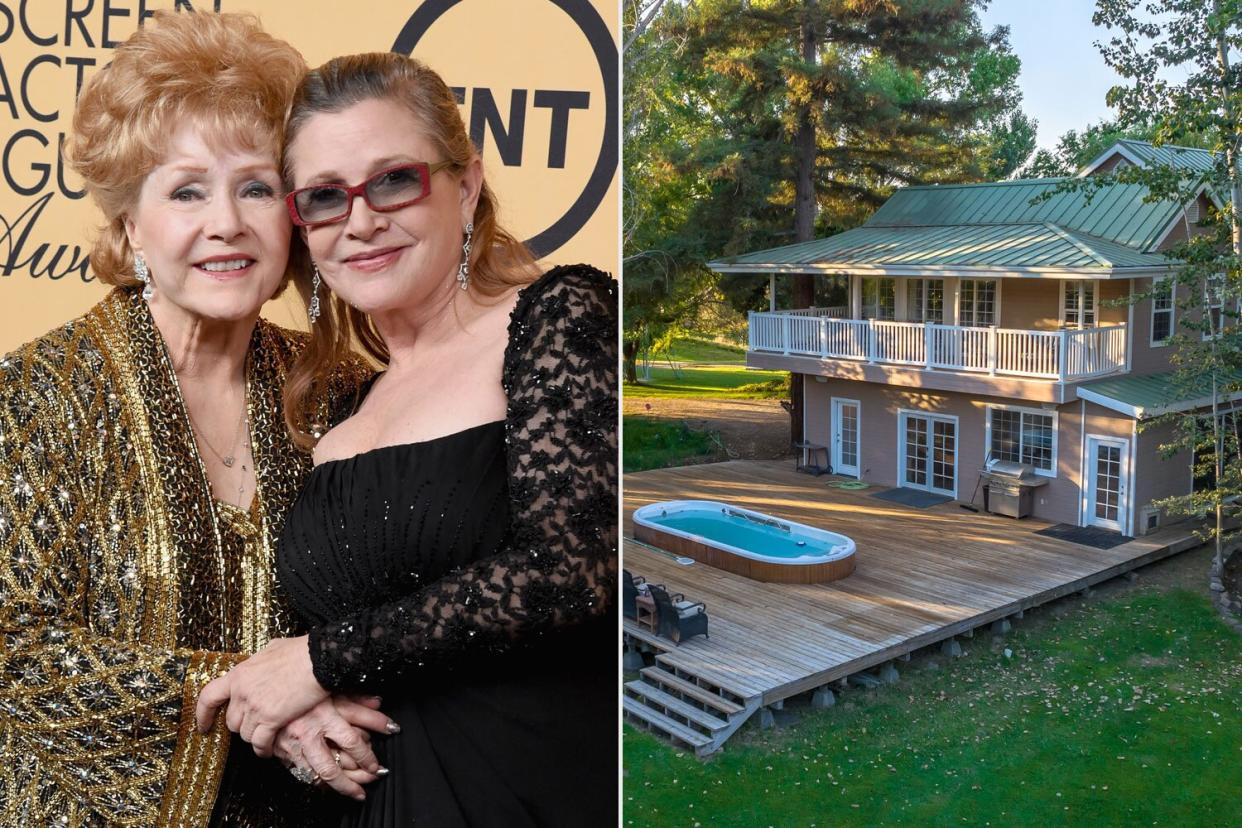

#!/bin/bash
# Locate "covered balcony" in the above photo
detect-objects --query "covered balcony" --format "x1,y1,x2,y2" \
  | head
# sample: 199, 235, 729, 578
740, 272, 1135, 402
749, 307, 1127, 382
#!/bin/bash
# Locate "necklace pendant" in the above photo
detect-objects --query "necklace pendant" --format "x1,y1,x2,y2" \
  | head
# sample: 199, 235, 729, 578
222, 457, 235, 468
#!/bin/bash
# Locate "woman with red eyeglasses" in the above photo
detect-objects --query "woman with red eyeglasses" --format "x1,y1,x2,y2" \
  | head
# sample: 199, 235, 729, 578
194, 53, 618, 827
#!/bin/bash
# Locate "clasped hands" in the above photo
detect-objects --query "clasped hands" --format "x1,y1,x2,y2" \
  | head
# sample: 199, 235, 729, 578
195, 635, 394, 801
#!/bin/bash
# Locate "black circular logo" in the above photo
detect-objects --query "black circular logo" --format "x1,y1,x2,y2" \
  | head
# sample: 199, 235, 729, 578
393, 0, 617, 259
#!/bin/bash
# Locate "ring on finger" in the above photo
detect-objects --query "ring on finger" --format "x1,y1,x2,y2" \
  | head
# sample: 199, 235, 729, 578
333, 750, 342, 766
288, 765, 319, 786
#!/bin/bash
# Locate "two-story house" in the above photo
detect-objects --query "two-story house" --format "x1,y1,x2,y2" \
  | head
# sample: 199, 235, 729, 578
710, 141, 1219, 538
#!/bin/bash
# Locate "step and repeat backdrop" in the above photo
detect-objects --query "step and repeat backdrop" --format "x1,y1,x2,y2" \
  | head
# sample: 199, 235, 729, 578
0, 0, 618, 352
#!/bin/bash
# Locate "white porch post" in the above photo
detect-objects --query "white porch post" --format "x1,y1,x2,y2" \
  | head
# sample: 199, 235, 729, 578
850, 275, 862, 320
769, 272, 777, 312
1126, 279, 1134, 372
1058, 329, 1070, 381
946, 277, 961, 326
894, 277, 909, 322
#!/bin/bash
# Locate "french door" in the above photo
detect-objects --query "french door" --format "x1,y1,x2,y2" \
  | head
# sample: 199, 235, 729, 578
1086, 436, 1129, 532
831, 398, 860, 478
899, 412, 957, 497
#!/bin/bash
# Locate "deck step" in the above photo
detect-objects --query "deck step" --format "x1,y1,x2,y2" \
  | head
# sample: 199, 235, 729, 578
625, 681, 730, 732
640, 667, 744, 716
623, 697, 713, 750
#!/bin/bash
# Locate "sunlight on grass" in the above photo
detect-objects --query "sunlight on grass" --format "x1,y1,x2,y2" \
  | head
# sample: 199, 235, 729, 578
623, 416, 723, 472
659, 336, 748, 365
623, 589, 1242, 826
624, 366, 789, 400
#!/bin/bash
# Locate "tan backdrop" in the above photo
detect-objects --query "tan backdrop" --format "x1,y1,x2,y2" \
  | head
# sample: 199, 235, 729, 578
0, 0, 618, 352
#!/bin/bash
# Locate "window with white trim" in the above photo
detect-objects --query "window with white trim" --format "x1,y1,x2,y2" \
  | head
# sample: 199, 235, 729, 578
1151, 278, 1174, 345
1062, 280, 1097, 328
959, 279, 997, 327
906, 279, 944, 323
861, 277, 896, 320
987, 405, 1057, 475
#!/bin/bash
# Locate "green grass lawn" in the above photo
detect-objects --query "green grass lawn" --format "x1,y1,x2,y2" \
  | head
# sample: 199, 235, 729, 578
624, 416, 723, 473
624, 588, 1242, 826
625, 365, 789, 400
659, 336, 747, 365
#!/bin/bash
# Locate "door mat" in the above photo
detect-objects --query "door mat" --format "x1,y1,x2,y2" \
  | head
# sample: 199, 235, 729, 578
870, 487, 954, 509
1034, 523, 1133, 550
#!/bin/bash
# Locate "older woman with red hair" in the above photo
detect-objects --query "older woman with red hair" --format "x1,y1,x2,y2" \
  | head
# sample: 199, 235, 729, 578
0, 12, 386, 827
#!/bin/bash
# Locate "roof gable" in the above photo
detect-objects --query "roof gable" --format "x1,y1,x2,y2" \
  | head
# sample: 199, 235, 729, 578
864, 178, 1178, 251
1079, 139, 1217, 177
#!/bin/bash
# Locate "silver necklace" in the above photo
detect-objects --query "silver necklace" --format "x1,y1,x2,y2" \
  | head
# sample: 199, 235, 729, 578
187, 397, 249, 469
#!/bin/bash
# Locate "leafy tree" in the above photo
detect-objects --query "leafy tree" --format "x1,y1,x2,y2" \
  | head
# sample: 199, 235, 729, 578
1022, 118, 1158, 177
1088, 0, 1242, 607
624, 0, 1032, 432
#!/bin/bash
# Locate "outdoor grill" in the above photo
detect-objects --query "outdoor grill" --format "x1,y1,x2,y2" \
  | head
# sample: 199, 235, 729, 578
979, 459, 1049, 519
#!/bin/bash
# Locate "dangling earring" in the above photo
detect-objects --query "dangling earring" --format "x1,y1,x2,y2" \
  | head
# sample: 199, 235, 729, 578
308, 263, 322, 324
134, 254, 153, 302
457, 221, 474, 291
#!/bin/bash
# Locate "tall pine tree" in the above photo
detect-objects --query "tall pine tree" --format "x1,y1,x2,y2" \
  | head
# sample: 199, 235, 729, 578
625, 0, 1031, 434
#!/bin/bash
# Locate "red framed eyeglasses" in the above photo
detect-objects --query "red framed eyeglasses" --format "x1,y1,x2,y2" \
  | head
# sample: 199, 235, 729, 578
285, 161, 454, 227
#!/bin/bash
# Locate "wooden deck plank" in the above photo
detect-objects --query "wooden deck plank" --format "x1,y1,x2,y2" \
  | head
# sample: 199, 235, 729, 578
624, 460, 1201, 707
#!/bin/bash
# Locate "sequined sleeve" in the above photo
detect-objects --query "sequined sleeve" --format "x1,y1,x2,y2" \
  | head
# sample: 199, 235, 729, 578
0, 345, 238, 825
307, 265, 618, 691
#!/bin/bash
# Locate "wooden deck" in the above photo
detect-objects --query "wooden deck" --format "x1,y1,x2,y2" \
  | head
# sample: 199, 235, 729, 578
622, 460, 1201, 753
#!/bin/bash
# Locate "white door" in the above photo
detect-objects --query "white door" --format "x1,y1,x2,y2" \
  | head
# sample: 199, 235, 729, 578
1086, 436, 1129, 532
831, 398, 860, 477
900, 412, 957, 497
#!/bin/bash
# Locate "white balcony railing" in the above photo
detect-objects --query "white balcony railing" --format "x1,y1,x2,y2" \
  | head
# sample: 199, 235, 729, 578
748, 311, 1127, 382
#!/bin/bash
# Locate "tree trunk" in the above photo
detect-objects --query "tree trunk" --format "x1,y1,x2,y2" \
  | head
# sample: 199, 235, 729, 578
792, 4, 818, 310
623, 339, 639, 385
1213, 0, 1236, 586
789, 3, 817, 447
1215, 0, 1242, 258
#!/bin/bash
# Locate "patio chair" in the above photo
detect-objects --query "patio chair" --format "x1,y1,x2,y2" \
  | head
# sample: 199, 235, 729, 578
622, 569, 648, 619
648, 584, 709, 644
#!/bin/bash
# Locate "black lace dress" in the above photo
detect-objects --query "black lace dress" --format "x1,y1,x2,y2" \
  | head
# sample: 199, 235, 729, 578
276, 266, 618, 827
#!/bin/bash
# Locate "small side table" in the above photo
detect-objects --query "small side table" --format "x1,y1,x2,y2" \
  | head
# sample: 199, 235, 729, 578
793, 441, 830, 476
634, 593, 657, 632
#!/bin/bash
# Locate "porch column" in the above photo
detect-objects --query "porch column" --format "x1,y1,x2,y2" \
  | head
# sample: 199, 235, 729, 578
769, 272, 777, 312
850, 275, 862, 320
945, 277, 961, 326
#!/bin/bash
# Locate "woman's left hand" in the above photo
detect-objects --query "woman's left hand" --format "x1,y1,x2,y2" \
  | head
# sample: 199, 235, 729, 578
195, 635, 330, 755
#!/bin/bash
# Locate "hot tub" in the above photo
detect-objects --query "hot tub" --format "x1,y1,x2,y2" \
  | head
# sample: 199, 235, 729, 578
632, 500, 856, 584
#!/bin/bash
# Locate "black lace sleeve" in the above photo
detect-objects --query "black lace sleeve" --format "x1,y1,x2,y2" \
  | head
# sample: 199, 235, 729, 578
306, 265, 618, 692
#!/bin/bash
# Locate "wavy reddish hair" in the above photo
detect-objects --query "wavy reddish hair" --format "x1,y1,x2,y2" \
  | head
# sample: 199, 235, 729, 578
64, 11, 307, 291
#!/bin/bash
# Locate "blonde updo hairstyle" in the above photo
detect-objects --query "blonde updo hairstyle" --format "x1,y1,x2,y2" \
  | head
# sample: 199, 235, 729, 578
281, 53, 539, 448
64, 11, 307, 289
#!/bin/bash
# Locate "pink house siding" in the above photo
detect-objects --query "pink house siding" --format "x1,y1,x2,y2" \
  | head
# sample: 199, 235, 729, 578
1129, 277, 1177, 375
1002, 279, 1060, 330
803, 377, 1149, 529
1133, 419, 1193, 532
1099, 279, 1128, 325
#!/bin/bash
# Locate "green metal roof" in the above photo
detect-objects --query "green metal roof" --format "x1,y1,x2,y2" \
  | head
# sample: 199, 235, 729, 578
707, 142, 1200, 277
1077, 370, 1242, 419
1106, 140, 1216, 174
866, 178, 1176, 250
710, 221, 1173, 273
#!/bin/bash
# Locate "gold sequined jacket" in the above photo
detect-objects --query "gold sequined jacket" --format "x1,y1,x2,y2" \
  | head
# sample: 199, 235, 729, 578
0, 289, 369, 827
